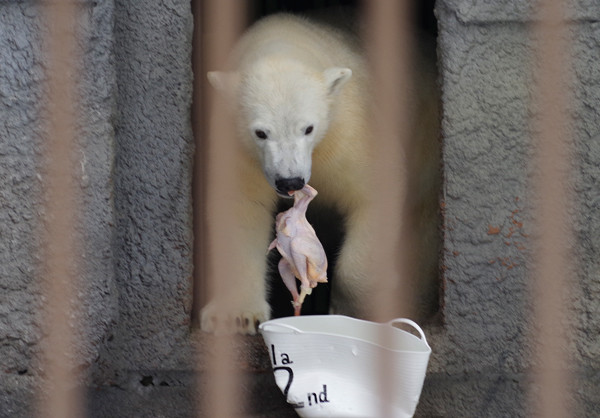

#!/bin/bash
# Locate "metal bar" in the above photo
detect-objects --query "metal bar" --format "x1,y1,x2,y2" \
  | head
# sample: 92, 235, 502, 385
529, 0, 574, 416
198, 0, 246, 417
364, 0, 415, 322
364, 1, 414, 416
38, 1, 83, 417
191, 0, 206, 325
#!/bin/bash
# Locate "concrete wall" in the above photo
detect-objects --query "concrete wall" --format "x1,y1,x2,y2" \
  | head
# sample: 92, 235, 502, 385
0, 1, 195, 416
0, 0, 598, 417
0, 1, 119, 414
95, 0, 195, 379
418, 1, 600, 416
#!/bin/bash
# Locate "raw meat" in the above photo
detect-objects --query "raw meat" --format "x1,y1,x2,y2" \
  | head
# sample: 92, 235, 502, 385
268, 185, 328, 315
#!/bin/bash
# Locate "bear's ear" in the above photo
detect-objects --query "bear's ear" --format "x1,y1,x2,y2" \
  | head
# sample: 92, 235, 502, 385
323, 67, 352, 96
207, 71, 240, 93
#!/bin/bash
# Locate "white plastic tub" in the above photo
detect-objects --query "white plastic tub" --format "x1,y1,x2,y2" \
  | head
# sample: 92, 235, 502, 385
259, 315, 431, 417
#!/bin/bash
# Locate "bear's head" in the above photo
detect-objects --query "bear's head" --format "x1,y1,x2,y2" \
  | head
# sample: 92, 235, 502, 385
208, 59, 351, 197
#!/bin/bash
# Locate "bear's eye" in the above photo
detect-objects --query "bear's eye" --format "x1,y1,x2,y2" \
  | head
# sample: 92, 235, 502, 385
304, 125, 314, 135
255, 130, 268, 140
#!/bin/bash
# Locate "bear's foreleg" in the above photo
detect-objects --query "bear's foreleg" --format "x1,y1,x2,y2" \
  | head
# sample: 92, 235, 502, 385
329, 206, 375, 318
200, 200, 273, 334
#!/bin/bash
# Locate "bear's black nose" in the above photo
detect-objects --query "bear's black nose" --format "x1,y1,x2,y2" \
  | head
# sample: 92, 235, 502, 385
275, 177, 305, 194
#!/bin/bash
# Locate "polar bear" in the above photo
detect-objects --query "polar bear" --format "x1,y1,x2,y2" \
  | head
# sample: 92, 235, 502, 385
201, 13, 440, 334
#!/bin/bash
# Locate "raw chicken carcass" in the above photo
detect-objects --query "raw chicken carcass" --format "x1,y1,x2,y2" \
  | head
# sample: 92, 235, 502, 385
268, 184, 328, 315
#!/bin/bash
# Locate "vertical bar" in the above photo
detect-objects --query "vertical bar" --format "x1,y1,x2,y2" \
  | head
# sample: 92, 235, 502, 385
198, 0, 246, 417
191, 0, 205, 324
39, 1, 83, 417
364, 0, 415, 322
530, 0, 573, 416
364, 1, 414, 416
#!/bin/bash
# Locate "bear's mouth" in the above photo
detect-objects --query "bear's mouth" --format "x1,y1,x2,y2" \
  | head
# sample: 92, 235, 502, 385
276, 190, 295, 199
274, 177, 306, 197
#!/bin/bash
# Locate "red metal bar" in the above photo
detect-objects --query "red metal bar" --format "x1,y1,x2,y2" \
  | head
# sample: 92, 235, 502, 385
197, 0, 246, 417
363, 0, 416, 322
364, 1, 415, 416
38, 2, 83, 417
529, 0, 574, 416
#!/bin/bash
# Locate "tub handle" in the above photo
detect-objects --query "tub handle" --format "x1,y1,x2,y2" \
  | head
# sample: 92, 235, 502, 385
259, 321, 303, 334
387, 318, 429, 344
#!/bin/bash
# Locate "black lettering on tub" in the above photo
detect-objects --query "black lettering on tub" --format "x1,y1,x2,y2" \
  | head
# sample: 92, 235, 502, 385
270, 344, 293, 365
307, 385, 329, 406
273, 366, 304, 409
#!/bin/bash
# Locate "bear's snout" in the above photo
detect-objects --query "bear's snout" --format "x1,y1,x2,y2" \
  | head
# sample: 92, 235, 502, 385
275, 177, 305, 195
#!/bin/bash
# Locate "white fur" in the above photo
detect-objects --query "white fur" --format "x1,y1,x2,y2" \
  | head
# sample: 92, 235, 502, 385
208, 57, 352, 194
201, 14, 438, 334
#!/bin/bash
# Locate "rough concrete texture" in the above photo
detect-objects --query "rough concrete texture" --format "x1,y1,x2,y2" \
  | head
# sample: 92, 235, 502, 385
0, 2, 117, 414
1, 0, 599, 417
422, 1, 600, 416
0, 0, 196, 415
442, 0, 599, 22
0, 2, 46, 382
92, 0, 195, 378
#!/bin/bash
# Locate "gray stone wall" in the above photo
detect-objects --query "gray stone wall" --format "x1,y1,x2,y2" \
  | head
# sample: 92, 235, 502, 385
1, 1, 119, 415
419, 1, 600, 417
94, 0, 195, 379
0, 0, 598, 417
0, 0, 195, 416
